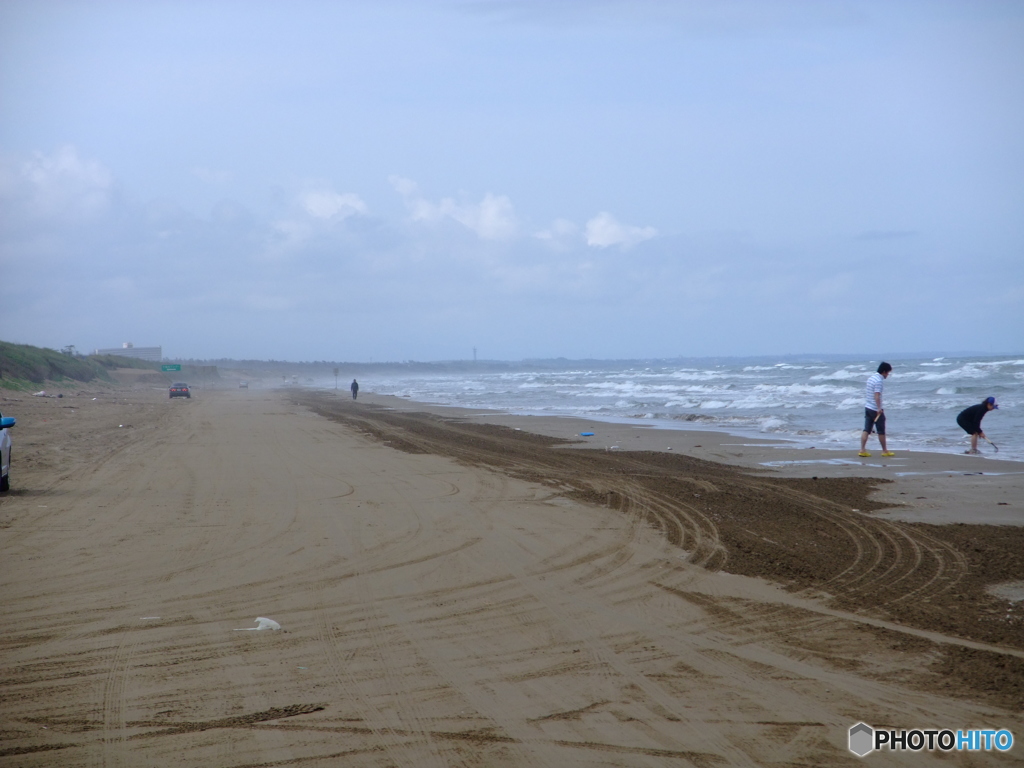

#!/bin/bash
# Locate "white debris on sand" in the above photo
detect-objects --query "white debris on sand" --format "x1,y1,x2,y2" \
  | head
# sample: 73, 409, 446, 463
234, 617, 281, 631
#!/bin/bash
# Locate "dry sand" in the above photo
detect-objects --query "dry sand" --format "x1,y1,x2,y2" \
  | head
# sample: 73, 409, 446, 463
1, 384, 1022, 766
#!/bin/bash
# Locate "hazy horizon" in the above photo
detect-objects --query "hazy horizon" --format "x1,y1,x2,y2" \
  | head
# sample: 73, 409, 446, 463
3, 1, 1022, 361
162, 350, 1020, 367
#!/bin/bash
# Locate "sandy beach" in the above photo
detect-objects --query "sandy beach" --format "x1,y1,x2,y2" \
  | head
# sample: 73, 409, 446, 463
1, 383, 1022, 766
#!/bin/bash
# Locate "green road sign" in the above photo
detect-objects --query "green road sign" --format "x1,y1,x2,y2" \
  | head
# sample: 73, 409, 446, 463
161, 364, 181, 372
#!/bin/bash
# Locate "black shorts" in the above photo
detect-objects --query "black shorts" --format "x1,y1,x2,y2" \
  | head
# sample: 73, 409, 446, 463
956, 413, 980, 435
864, 408, 885, 434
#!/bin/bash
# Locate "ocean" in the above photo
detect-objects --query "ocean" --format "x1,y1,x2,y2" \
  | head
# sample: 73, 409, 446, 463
354, 355, 1023, 462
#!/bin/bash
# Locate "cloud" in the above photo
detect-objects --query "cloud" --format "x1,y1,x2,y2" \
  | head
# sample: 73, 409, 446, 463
584, 211, 656, 248
301, 188, 367, 220
536, 217, 578, 239
0, 145, 113, 222
389, 175, 418, 197
534, 218, 580, 250
390, 175, 517, 240
469, 193, 518, 240
260, 185, 368, 259
14, 147, 1014, 362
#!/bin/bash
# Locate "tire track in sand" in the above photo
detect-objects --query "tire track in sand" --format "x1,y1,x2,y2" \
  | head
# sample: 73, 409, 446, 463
304, 450, 485, 768
100, 622, 143, 768
294, 393, 1010, 660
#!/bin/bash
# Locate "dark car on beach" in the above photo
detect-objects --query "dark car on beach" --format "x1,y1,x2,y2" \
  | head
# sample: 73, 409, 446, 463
169, 383, 191, 399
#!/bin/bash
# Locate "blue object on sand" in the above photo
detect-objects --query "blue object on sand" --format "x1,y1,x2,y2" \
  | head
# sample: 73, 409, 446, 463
580, 432, 594, 436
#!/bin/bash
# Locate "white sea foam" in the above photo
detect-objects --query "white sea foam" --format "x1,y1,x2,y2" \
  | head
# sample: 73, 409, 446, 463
753, 383, 852, 396
912, 365, 991, 381
810, 368, 869, 382
670, 370, 733, 381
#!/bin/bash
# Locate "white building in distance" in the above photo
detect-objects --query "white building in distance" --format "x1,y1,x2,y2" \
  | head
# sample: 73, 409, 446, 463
93, 342, 163, 362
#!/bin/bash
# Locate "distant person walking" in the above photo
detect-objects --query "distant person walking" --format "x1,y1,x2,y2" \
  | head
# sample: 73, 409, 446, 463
957, 397, 998, 454
350, 379, 359, 400
859, 362, 894, 457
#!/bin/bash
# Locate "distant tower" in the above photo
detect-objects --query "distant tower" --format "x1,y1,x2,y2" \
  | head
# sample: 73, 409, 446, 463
473, 347, 477, 362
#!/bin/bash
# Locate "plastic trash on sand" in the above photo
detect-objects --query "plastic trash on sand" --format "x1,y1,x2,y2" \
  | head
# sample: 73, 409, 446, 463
580, 432, 594, 436
234, 617, 281, 631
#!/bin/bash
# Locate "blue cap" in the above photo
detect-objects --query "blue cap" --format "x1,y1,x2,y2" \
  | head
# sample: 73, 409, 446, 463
986, 396, 998, 408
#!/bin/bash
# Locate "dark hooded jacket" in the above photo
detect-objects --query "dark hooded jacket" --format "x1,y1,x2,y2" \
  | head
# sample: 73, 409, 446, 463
956, 402, 990, 435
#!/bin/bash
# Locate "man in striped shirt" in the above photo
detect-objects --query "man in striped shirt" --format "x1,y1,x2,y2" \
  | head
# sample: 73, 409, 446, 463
859, 362, 893, 457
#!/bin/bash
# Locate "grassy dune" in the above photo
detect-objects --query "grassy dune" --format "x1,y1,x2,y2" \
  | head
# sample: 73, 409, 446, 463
0, 341, 159, 390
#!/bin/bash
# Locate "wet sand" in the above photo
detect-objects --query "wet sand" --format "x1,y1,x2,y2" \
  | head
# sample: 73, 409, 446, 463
1, 384, 1022, 766
357, 392, 1024, 527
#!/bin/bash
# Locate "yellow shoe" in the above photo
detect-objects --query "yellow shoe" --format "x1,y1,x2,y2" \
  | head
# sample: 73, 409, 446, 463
881, 451, 895, 457
858, 451, 871, 457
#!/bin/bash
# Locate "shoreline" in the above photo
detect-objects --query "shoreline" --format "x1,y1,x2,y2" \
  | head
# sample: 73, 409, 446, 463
322, 380, 1021, 461
344, 353, 1024, 463
338, 389, 1024, 527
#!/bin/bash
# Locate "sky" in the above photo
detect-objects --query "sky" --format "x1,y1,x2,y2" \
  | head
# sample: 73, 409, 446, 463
1, 0, 1022, 362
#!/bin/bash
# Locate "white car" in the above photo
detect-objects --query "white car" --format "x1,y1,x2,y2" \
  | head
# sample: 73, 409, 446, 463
0, 411, 15, 492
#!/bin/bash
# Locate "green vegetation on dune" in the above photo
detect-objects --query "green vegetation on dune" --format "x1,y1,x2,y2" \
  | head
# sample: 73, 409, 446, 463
87, 354, 161, 371
0, 341, 163, 389
0, 341, 108, 388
